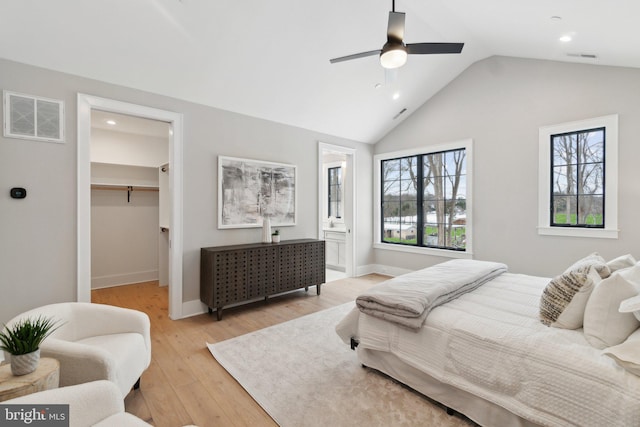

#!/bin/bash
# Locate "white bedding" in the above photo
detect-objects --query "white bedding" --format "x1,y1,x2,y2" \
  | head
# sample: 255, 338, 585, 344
355, 259, 507, 329
337, 272, 640, 427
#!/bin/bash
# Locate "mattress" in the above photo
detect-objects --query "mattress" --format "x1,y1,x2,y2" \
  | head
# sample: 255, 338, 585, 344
338, 272, 640, 427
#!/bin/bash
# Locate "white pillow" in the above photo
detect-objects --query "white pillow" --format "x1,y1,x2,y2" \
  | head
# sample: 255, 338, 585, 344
539, 266, 600, 329
620, 294, 640, 321
583, 266, 640, 349
603, 328, 640, 376
607, 254, 637, 273
564, 252, 611, 279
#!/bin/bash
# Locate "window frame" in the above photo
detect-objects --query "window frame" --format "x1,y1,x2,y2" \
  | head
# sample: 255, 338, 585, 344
327, 166, 342, 219
374, 139, 473, 259
538, 115, 618, 239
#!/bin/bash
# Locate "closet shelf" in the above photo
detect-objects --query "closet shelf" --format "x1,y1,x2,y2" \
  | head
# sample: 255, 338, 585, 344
91, 183, 159, 191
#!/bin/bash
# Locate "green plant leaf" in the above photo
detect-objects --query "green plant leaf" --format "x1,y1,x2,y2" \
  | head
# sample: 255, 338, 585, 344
0, 315, 61, 355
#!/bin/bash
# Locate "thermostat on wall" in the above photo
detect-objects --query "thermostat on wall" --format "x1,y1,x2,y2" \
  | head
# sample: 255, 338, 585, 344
10, 187, 26, 199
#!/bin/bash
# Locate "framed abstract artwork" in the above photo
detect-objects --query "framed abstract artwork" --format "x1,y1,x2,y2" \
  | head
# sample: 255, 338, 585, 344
218, 156, 297, 228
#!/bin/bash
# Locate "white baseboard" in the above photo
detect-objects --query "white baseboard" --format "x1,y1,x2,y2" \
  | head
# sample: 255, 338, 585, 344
180, 299, 208, 319
356, 264, 411, 277
179, 285, 324, 320
178, 266, 412, 320
91, 270, 159, 289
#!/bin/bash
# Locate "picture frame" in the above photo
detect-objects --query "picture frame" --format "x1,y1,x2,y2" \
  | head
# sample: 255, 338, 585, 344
218, 156, 297, 229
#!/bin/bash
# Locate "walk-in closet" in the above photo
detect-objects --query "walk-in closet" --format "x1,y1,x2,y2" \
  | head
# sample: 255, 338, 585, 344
90, 111, 170, 291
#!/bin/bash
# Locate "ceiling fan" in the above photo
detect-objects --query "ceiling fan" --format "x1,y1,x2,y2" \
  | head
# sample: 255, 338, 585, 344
329, 0, 464, 69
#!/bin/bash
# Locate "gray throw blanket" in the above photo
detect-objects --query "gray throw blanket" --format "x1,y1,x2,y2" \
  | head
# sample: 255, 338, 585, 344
356, 259, 507, 330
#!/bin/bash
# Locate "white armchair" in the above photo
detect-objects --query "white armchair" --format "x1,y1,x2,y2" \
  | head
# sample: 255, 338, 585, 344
5, 380, 151, 427
5, 303, 151, 397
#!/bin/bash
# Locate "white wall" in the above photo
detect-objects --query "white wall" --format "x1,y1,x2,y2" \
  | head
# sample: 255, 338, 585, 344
91, 188, 159, 288
91, 128, 168, 167
374, 56, 640, 277
0, 58, 373, 323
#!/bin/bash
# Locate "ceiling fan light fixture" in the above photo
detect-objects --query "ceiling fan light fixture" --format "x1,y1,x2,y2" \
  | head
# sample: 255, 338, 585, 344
380, 43, 407, 69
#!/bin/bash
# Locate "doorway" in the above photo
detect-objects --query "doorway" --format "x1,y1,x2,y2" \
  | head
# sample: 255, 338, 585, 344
77, 94, 184, 319
318, 142, 356, 279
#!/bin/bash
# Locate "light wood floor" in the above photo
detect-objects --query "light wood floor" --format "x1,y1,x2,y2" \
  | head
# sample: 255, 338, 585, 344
91, 274, 388, 427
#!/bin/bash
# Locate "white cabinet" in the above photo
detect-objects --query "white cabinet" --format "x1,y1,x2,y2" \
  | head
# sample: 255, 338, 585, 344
324, 230, 346, 271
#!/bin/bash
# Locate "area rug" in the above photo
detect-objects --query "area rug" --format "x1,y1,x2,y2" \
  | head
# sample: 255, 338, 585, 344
207, 303, 474, 427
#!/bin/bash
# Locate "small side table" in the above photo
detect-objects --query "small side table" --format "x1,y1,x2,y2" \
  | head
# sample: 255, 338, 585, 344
0, 357, 60, 401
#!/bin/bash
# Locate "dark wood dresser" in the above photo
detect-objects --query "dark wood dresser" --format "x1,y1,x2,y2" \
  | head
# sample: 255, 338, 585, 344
200, 239, 325, 320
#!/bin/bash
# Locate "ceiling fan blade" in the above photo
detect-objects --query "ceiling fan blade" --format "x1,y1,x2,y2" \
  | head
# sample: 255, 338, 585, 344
329, 49, 381, 64
387, 11, 405, 42
406, 43, 464, 55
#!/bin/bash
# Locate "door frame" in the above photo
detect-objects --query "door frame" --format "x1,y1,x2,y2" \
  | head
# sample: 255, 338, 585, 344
318, 142, 356, 277
77, 94, 184, 319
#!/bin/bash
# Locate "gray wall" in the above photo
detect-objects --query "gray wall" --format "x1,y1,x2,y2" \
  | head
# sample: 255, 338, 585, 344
374, 56, 640, 277
0, 58, 373, 323
4, 54, 638, 322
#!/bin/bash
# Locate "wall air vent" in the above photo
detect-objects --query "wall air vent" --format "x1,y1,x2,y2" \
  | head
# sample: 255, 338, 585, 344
393, 108, 407, 120
3, 90, 65, 143
566, 53, 598, 59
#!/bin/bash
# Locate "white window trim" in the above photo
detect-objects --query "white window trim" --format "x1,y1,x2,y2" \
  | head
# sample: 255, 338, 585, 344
537, 114, 618, 239
324, 161, 345, 223
373, 139, 473, 259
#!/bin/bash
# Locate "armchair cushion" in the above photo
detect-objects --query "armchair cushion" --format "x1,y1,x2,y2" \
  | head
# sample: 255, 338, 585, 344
5, 380, 151, 427
5, 303, 151, 397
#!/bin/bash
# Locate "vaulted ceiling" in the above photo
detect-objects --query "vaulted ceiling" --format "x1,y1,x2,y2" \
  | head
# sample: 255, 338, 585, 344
1, 0, 638, 143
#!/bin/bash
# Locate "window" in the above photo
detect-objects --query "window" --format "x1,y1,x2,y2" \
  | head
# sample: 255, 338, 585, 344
551, 128, 604, 227
538, 115, 618, 238
375, 140, 472, 256
328, 166, 342, 218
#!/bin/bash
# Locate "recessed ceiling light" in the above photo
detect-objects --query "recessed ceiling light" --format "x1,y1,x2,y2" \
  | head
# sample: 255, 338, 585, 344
106, 120, 117, 125
550, 16, 562, 21
392, 92, 400, 100
559, 35, 572, 42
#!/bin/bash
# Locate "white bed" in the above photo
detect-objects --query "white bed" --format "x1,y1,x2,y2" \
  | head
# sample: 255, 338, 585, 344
337, 270, 640, 427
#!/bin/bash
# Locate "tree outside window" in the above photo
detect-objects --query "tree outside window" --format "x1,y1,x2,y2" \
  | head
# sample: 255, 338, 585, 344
538, 115, 617, 239
381, 148, 467, 251
551, 128, 604, 228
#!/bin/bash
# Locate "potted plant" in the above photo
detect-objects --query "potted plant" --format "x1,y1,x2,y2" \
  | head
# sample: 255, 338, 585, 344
271, 229, 281, 243
0, 316, 59, 376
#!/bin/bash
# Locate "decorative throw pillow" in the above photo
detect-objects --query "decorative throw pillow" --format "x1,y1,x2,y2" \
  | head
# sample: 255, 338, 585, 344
620, 294, 640, 321
564, 252, 611, 279
603, 328, 640, 376
583, 266, 640, 349
607, 254, 637, 273
539, 266, 601, 329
